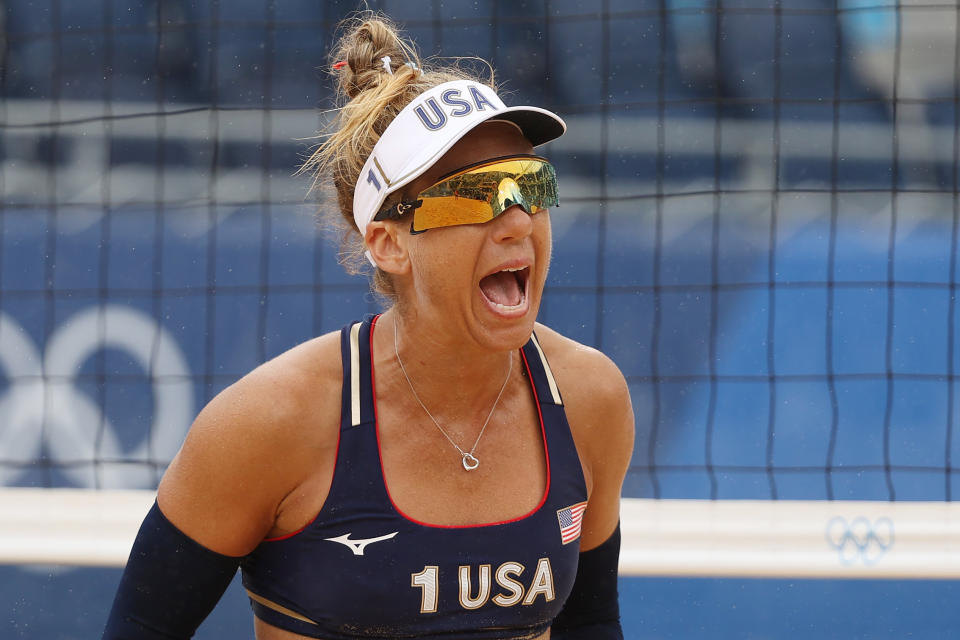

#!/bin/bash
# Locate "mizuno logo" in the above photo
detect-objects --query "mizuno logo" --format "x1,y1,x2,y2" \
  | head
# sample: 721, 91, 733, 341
324, 531, 399, 556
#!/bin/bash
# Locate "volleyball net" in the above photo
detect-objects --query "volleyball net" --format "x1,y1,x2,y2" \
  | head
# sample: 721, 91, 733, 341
2, 1, 960, 577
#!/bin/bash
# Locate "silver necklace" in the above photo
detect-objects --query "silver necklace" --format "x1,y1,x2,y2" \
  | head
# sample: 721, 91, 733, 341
392, 317, 512, 471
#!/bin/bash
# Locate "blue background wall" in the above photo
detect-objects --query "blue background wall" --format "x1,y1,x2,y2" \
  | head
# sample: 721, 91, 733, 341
2, 0, 959, 637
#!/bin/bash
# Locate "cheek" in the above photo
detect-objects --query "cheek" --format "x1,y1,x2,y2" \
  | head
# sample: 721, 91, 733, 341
407, 231, 480, 293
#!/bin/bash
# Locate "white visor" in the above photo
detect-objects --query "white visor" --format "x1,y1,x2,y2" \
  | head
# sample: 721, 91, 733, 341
352, 79, 566, 257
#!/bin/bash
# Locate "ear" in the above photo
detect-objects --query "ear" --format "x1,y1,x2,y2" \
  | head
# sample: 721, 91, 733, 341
365, 220, 410, 275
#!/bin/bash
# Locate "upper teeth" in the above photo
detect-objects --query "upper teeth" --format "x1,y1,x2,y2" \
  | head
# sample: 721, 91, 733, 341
502, 267, 525, 272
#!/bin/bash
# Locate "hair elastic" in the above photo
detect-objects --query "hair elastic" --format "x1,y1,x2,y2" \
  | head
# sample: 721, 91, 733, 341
381, 56, 393, 75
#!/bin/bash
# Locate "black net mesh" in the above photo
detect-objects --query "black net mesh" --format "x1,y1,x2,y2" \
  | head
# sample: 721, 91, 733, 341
0, 0, 957, 501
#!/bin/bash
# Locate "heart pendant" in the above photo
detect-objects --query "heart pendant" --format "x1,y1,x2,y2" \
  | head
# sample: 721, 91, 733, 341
462, 452, 479, 471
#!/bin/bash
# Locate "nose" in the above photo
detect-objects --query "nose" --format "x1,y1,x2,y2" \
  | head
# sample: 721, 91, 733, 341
492, 205, 534, 243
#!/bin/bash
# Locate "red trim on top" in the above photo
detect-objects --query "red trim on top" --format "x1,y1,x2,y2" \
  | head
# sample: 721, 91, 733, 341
262, 326, 347, 543
263, 521, 311, 543
371, 317, 551, 529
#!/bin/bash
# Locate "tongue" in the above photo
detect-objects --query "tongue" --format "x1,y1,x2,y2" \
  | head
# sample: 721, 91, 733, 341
480, 271, 522, 307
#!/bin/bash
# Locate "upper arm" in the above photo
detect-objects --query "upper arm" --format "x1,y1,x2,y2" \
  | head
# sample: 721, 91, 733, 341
537, 326, 635, 551
577, 363, 633, 550
157, 335, 341, 557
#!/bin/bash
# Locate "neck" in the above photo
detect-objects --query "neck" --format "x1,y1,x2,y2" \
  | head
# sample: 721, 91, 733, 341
377, 309, 518, 417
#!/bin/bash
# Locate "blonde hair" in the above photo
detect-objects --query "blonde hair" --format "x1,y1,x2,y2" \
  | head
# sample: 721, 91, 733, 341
302, 12, 496, 300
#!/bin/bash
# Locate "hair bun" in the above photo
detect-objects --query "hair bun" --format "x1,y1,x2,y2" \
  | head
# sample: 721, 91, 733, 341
333, 16, 417, 99
303, 10, 492, 297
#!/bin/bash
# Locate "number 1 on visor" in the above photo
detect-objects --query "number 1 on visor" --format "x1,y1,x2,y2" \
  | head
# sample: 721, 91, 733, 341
374, 155, 559, 232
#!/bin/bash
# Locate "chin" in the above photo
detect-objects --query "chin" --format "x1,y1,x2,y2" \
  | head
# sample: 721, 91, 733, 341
475, 294, 542, 350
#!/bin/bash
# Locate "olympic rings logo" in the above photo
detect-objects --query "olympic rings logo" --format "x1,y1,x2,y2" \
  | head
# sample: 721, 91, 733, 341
825, 516, 895, 565
0, 305, 194, 489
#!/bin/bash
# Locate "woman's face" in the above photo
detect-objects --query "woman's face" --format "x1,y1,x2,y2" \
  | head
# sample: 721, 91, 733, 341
397, 120, 553, 350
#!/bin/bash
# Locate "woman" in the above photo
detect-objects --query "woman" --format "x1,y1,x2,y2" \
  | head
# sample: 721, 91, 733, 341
104, 13, 634, 640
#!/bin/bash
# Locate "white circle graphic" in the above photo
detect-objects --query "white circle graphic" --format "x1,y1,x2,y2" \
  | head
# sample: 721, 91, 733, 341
0, 305, 194, 488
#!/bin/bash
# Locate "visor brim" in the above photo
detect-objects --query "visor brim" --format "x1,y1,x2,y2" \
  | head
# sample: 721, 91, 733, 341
492, 106, 566, 148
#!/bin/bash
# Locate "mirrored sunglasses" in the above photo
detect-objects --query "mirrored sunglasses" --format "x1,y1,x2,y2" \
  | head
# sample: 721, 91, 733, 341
373, 155, 558, 233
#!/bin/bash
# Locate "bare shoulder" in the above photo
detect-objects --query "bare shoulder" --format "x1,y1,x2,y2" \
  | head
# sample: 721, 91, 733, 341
532, 322, 631, 417
533, 323, 634, 547
532, 323, 634, 503
207, 329, 343, 441
157, 330, 343, 556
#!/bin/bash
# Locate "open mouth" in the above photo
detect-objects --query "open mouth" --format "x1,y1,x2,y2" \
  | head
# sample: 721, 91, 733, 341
479, 266, 530, 312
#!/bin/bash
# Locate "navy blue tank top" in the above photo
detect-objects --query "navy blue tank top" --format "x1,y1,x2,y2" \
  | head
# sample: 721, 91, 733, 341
241, 316, 588, 639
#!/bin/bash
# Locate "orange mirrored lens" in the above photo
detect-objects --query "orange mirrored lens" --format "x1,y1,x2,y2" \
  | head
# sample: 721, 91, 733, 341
411, 156, 558, 232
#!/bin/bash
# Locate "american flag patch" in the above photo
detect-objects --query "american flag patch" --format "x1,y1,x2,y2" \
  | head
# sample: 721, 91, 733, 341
556, 501, 588, 545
